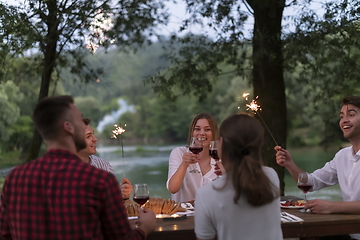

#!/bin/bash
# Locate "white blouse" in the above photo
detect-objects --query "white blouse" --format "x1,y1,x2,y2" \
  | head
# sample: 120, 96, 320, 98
166, 146, 217, 202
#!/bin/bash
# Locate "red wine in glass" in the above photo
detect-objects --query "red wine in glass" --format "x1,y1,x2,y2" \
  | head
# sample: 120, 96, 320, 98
209, 149, 219, 160
189, 146, 203, 154
298, 184, 312, 193
210, 140, 221, 180
133, 183, 150, 208
133, 196, 150, 206
297, 173, 311, 213
188, 137, 202, 173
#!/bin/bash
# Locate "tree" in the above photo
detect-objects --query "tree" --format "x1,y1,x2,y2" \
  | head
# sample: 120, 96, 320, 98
147, 0, 287, 193
0, 0, 169, 161
248, 0, 287, 193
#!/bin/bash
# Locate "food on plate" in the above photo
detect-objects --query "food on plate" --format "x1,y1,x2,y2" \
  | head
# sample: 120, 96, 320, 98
294, 200, 305, 207
281, 199, 305, 207
124, 198, 187, 217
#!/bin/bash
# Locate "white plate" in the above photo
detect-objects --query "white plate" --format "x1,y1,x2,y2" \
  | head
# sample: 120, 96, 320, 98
280, 201, 304, 209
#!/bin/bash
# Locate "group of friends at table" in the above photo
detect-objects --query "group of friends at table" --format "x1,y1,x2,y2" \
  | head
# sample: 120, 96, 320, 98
0, 95, 360, 240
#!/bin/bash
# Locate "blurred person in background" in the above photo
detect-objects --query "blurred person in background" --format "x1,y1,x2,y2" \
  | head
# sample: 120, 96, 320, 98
78, 118, 132, 199
195, 113, 282, 240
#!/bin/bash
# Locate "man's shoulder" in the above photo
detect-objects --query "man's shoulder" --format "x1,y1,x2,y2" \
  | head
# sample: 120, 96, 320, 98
334, 146, 352, 157
89, 155, 109, 163
89, 155, 114, 173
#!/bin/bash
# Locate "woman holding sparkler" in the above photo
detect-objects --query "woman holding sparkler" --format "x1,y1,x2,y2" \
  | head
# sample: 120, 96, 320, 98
195, 113, 282, 240
78, 118, 132, 199
166, 113, 222, 202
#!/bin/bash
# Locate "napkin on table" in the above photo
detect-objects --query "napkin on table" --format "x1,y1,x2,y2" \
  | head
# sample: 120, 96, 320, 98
281, 211, 304, 223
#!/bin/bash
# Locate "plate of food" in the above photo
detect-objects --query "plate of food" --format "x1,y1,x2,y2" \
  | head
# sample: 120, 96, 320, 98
280, 200, 305, 209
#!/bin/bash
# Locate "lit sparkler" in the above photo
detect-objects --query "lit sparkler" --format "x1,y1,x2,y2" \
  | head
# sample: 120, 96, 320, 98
111, 123, 126, 177
246, 96, 262, 112
243, 93, 250, 101
85, 9, 115, 53
240, 93, 278, 146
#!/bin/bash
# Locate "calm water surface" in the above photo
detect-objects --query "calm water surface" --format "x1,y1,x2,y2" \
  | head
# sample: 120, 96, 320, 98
97, 144, 342, 201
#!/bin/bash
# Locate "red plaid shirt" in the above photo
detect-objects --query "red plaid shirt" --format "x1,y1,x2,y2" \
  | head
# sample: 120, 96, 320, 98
0, 149, 144, 240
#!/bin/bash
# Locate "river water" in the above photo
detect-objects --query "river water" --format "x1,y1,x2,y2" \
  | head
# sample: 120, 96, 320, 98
97, 144, 342, 201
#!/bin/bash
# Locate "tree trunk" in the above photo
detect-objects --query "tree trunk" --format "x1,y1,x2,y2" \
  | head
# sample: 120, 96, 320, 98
26, 0, 59, 161
247, 0, 287, 195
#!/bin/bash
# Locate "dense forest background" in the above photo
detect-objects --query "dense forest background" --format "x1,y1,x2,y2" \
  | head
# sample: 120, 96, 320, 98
2, 0, 360, 176
0, 35, 349, 167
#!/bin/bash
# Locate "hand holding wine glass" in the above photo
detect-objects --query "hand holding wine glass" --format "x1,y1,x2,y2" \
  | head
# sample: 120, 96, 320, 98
133, 184, 150, 208
209, 140, 221, 180
188, 137, 203, 173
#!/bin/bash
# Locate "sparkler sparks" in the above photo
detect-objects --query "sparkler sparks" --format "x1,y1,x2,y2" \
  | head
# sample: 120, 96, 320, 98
242, 93, 250, 101
240, 93, 278, 146
85, 9, 115, 53
111, 124, 126, 138
111, 123, 126, 177
246, 96, 262, 113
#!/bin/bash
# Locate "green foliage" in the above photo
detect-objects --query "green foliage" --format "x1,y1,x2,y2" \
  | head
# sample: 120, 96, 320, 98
75, 96, 102, 127
3, 0, 360, 163
1, 0, 171, 160
146, 34, 250, 101
0, 81, 23, 141
283, 0, 360, 147
58, 39, 254, 144
0, 150, 23, 168
6, 116, 33, 152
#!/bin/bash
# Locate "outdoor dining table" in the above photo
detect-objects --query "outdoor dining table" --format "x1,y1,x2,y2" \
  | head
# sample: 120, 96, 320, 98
128, 197, 360, 240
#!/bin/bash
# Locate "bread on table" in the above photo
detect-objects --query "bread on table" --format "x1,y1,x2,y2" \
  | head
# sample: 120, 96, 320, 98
124, 198, 187, 216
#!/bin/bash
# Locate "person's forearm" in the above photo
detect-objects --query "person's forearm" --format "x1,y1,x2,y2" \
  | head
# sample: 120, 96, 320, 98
168, 163, 188, 194
331, 201, 360, 214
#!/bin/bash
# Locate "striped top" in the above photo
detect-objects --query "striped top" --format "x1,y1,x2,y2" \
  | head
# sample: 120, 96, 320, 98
89, 155, 114, 174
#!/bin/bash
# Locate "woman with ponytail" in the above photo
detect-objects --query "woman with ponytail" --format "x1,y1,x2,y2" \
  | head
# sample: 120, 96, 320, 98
194, 113, 282, 240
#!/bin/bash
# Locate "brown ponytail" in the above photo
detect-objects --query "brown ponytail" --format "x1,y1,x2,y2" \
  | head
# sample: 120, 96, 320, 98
217, 113, 279, 206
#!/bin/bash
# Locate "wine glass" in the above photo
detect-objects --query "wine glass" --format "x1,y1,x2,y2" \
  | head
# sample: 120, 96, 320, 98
297, 172, 312, 212
188, 137, 203, 173
133, 183, 150, 208
209, 140, 221, 180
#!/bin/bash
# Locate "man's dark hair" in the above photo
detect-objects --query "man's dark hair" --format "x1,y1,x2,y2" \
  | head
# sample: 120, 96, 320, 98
341, 96, 360, 109
33, 95, 74, 140
83, 118, 91, 125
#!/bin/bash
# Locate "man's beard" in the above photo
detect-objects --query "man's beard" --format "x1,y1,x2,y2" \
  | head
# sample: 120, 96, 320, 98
74, 130, 87, 152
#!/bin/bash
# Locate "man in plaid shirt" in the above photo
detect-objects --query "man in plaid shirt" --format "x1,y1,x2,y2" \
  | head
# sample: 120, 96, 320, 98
0, 95, 156, 240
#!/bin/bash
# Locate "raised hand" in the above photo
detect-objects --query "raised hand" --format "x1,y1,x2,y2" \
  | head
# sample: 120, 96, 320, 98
214, 160, 225, 176
274, 146, 294, 168
182, 152, 200, 166
120, 177, 132, 199
136, 208, 156, 236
